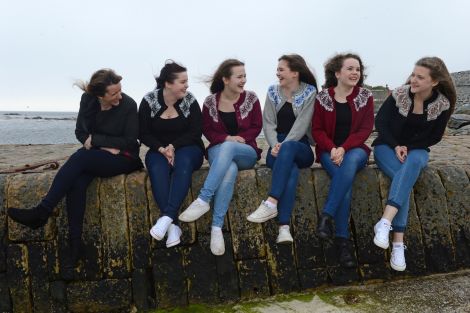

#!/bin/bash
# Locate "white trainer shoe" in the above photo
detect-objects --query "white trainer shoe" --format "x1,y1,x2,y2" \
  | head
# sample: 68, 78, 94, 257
178, 199, 210, 222
390, 244, 407, 271
247, 201, 278, 223
210, 227, 225, 256
373, 219, 392, 249
276, 225, 293, 244
149, 216, 173, 240
166, 224, 182, 248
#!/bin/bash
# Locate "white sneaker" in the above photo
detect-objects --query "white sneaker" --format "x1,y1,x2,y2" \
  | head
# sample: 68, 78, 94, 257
166, 224, 182, 248
210, 226, 225, 256
178, 199, 210, 222
373, 219, 392, 249
390, 243, 407, 271
276, 225, 293, 244
247, 201, 278, 223
149, 216, 173, 240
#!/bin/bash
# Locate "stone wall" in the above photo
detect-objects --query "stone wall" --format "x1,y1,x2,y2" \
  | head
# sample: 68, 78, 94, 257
1, 165, 469, 312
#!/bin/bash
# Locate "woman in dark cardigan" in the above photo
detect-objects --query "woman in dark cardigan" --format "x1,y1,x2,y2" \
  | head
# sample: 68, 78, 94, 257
372, 57, 456, 271
139, 60, 204, 248
8, 69, 143, 267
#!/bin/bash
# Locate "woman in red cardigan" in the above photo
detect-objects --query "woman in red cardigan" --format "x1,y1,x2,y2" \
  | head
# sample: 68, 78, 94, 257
312, 53, 374, 268
178, 59, 262, 256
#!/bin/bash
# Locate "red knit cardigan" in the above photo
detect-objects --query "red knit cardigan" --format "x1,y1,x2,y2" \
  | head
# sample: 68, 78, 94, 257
311, 86, 374, 162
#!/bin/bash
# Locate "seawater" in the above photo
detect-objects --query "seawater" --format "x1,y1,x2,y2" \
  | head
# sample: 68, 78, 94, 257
0, 111, 77, 144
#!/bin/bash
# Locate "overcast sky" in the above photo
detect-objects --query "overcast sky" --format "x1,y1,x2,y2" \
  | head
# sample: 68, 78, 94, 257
1, 0, 469, 112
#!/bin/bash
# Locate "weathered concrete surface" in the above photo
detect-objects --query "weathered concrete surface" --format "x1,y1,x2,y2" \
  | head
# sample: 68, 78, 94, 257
1, 163, 469, 312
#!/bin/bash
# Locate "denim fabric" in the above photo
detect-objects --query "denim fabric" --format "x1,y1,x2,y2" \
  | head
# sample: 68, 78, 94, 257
199, 141, 258, 227
266, 134, 314, 225
146, 145, 203, 222
320, 148, 368, 238
374, 144, 429, 232
41, 148, 142, 239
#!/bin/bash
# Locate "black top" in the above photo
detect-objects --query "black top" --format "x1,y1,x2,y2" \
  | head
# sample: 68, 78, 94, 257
139, 89, 204, 152
75, 92, 141, 159
333, 101, 352, 146
372, 89, 451, 151
276, 102, 296, 134
219, 111, 238, 136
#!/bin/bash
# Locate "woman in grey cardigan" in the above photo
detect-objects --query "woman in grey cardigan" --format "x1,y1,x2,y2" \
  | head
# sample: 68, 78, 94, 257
247, 54, 317, 243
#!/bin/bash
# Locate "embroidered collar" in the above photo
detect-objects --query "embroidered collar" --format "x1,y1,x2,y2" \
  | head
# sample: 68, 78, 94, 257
143, 88, 196, 118
267, 82, 316, 109
316, 86, 372, 112
203, 90, 258, 122
392, 85, 450, 121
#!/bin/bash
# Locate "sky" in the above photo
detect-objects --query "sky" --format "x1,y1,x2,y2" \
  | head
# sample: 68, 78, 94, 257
1, 0, 470, 112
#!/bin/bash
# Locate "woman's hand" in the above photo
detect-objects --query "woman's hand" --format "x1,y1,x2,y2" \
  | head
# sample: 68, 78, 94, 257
100, 147, 120, 155
225, 135, 246, 143
395, 145, 407, 163
84, 135, 92, 150
330, 147, 345, 166
271, 143, 282, 157
159, 145, 175, 166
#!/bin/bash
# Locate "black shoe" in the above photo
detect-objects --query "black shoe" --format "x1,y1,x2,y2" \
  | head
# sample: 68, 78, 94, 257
335, 237, 357, 268
7, 205, 50, 229
317, 213, 334, 240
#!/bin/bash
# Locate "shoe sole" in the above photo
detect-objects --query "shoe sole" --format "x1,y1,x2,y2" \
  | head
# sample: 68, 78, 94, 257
276, 238, 293, 244
246, 211, 278, 223
166, 238, 181, 248
149, 228, 164, 241
178, 207, 210, 222
390, 260, 406, 271
317, 230, 333, 240
373, 236, 389, 249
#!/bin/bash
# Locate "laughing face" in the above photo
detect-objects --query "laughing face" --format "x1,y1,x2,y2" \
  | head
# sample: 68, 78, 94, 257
223, 65, 246, 94
335, 57, 361, 88
166, 71, 189, 100
276, 59, 298, 87
409, 65, 438, 95
99, 83, 122, 107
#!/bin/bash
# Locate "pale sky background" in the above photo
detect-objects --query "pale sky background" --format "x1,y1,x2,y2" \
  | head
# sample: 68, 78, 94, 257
1, 0, 469, 112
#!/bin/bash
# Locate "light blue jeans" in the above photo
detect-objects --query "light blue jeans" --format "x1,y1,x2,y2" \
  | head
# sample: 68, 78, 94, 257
374, 144, 429, 232
198, 141, 258, 228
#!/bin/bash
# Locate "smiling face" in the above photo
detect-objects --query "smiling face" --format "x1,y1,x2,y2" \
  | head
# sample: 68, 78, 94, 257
409, 65, 438, 95
223, 65, 246, 94
165, 71, 189, 99
335, 57, 361, 88
276, 59, 298, 87
99, 83, 122, 106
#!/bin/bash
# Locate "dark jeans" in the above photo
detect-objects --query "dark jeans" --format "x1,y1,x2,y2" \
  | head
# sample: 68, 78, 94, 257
145, 145, 203, 222
266, 134, 314, 225
41, 148, 142, 239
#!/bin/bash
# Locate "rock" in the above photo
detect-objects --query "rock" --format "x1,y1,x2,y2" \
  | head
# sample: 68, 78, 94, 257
131, 268, 155, 311
6, 244, 31, 312
447, 124, 470, 135
0, 175, 7, 272
237, 258, 270, 299
215, 232, 239, 302
454, 103, 470, 115
28, 242, 52, 312
448, 114, 470, 129
0, 273, 12, 313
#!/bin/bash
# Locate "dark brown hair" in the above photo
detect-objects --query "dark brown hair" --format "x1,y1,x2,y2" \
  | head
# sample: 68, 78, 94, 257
278, 54, 318, 90
323, 53, 365, 88
408, 57, 457, 114
208, 59, 245, 94
75, 69, 122, 97
155, 60, 187, 89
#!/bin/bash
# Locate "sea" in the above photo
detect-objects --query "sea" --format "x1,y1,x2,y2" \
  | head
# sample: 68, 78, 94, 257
0, 111, 77, 144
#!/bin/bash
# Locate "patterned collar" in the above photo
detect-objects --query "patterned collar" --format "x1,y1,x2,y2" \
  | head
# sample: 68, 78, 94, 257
203, 90, 258, 122
267, 82, 317, 108
392, 85, 450, 121
316, 86, 372, 112
143, 88, 196, 118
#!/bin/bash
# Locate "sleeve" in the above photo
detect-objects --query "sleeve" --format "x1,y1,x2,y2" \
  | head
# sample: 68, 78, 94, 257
138, 98, 163, 150
171, 101, 203, 149
407, 109, 451, 150
375, 95, 399, 148
284, 92, 316, 142
311, 99, 336, 153
237, 98, 262, 142
202, 104, 227, 144
262, 95, 279, 148
91, 99, 140, 150
75, 93, 91, 144
340, 95, 374, 151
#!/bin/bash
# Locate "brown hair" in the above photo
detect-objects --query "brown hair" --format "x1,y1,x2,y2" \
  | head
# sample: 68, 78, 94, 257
323, 53, 365, 88
208, 59, 245, 94
75, 69, 122, 97
155, 60, 187, 89
409, 57, 457, 114
278, 54, 318, 90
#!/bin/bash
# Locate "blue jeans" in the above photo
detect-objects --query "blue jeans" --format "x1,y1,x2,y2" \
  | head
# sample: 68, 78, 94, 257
41, 148, 142, 239
146, 145, 203, 222
266, 135, 314, 225
374, 144, 429, 232
320, 148, 368, 239
199, 141, 258, 228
